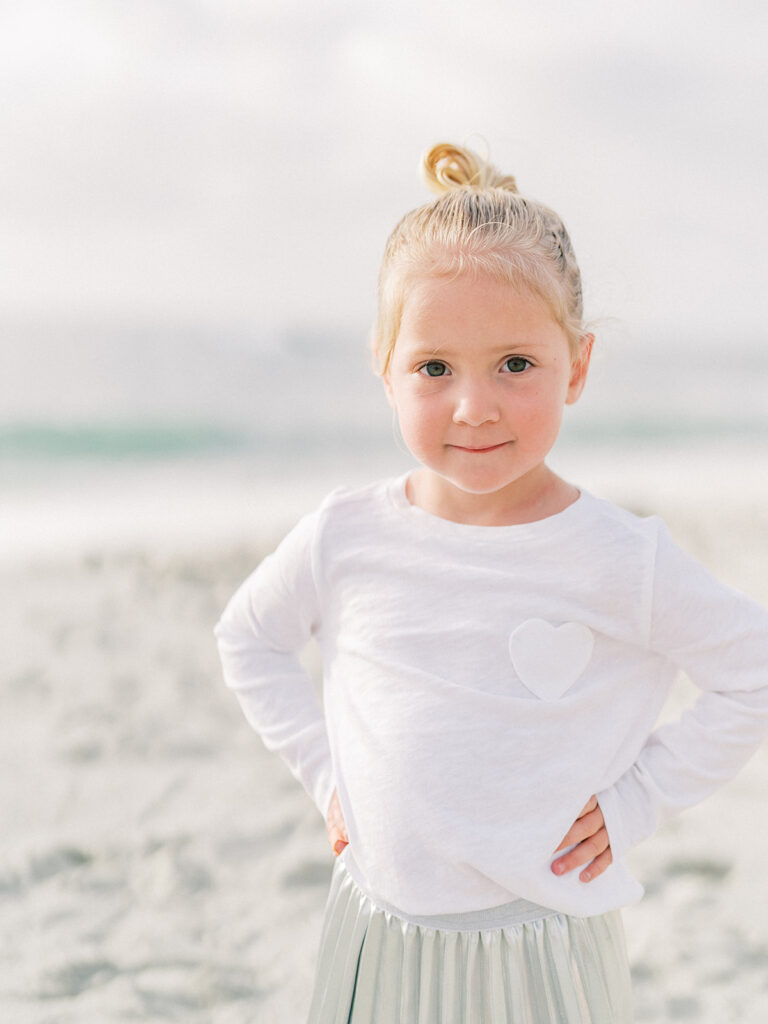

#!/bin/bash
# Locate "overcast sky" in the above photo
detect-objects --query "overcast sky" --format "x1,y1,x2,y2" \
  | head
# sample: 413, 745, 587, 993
2, 0, 767, 352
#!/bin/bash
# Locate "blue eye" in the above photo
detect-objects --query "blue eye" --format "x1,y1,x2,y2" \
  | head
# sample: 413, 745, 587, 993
503, 357, 531, 374
419, 361, 449, 377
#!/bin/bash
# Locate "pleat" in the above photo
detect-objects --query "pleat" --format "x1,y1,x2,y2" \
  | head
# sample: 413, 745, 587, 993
481, 926, 508, 1021
348, 910, 400, 1020
416, 928, 440, 1020
438, 928, 461, 1021
307, 863, 371, 1023
307, 858, 634, 1024
565, 910, 635, 1021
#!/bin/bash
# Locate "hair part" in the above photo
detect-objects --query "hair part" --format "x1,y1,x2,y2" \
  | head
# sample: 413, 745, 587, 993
371, 142, 587, 376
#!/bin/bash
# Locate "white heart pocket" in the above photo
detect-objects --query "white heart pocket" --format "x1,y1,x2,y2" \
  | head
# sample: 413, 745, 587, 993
508, 619, 594, 701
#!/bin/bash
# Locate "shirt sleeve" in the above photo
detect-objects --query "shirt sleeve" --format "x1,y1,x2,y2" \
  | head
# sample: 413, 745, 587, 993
213, 509, 336, 820
597, 519, 768, 860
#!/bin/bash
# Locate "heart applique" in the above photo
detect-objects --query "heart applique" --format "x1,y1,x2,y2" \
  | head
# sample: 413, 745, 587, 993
508, 619, 594, 702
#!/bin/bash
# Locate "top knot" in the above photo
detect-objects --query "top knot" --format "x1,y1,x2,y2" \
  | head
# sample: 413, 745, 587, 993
420, 142, 518, 196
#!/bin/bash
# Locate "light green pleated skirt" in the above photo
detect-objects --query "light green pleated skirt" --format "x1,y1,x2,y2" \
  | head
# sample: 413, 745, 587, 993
307, 854, 633, 1023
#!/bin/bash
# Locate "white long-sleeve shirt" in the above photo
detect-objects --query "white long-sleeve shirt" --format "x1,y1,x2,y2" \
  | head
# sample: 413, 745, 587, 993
214, 474, 768, 918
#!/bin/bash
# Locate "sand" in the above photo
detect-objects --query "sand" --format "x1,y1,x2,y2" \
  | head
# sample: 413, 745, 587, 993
3, 471, 768, 1022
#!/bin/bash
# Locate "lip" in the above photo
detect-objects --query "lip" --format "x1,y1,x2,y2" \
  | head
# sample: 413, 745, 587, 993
450, 442, 510, 453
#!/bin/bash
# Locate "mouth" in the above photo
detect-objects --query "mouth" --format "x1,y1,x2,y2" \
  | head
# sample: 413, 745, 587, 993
450, 442, 510, 453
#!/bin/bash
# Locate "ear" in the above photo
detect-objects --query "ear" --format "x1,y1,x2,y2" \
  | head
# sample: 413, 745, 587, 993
565, 333, 593, 405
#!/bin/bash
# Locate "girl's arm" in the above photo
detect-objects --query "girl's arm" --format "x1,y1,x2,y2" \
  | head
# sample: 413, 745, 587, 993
214, 510, 337, 821
595, 519, 768, 862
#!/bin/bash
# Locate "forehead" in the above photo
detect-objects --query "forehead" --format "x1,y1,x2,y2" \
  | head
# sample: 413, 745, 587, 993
397, 273, 564, 348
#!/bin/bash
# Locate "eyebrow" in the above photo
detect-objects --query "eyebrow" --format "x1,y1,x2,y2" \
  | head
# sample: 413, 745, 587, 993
401, 341, 546, 358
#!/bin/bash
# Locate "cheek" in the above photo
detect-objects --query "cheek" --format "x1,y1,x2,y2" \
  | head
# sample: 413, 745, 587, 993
513, 387, 566, 439
396, 397, 445, 450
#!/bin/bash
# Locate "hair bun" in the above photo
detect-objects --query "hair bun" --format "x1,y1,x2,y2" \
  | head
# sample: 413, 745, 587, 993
420, 142, 518, 196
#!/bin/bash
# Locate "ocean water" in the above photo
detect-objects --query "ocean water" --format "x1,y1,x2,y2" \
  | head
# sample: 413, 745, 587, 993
1, 326, 767, 562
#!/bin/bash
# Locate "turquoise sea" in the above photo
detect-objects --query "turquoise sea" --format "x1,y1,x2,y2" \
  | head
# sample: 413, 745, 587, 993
2, 326, 767, 560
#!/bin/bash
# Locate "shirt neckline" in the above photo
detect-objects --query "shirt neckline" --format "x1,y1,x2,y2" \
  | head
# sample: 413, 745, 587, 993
386, 471, 592, 541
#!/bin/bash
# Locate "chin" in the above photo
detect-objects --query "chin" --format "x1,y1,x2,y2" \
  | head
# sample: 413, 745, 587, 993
442, 473, 523, 496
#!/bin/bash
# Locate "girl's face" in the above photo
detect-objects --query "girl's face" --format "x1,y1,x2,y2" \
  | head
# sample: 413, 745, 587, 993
384, 273, 591, 521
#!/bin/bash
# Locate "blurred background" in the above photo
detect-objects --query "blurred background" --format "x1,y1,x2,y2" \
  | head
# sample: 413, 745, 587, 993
2, 2, 768, 1022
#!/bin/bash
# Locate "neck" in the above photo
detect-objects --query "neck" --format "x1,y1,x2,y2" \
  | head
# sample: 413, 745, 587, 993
407, 466, 579, 526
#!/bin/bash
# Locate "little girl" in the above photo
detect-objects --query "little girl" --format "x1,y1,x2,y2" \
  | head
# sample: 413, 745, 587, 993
215, 143, 768, 1023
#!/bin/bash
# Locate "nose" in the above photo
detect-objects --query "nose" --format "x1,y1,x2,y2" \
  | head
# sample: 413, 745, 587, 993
452, 377, 501, 427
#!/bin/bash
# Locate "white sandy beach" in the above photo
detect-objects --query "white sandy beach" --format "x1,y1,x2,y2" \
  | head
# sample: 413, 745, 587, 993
2, 451, 768, 1023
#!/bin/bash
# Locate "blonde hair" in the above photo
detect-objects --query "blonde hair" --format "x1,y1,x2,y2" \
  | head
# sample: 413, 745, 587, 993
372, 142, 586, 375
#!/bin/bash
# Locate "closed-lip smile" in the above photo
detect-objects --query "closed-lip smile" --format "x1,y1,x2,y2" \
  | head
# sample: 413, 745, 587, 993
450, 442, 509, 453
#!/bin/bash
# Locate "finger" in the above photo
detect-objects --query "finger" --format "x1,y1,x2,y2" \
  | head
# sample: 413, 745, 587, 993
325, 791, 349, 846
553, 827, 610, 875
553, 796, 599, 851
574, 795, 598, 820
332, 816, 349, 843
551, 827, 610, 876
553, 806, 605, 852
578, 795, 598, 818
579, 846, 613, 883
326, 809, 348, 836
327, 825, 348, 854
326, 818, 349, 844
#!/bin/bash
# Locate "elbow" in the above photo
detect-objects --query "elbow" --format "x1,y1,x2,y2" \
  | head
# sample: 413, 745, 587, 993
213, 617, 224, 640
213, 613, 234, 647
